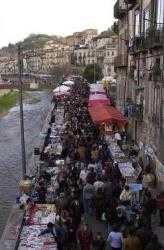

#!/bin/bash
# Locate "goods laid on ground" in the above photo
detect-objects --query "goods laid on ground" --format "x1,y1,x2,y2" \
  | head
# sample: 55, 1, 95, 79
16, 78, 163, 250
19, 225, 57, 250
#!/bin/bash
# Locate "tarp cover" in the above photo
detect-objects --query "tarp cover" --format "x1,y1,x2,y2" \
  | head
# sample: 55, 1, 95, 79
88, 94, 110, 107
90, 84, 105, 93
89, 104, 127, 126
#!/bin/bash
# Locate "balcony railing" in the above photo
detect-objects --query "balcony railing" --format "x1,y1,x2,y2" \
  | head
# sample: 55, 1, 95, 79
129, 36, 147, 54
145, 28, 164, 49
129, 28, 164, 54
114, 0, 126, 19
124, 0, 137, 9
124, 0, 136, 3
114, 54, 127, 68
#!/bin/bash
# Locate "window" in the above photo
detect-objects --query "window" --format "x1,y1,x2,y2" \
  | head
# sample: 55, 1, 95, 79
107, 52, 110, 56
112, 51, 114, 56
135, 10, 140, 37
157, 0, 164, 29
143, 8, 150, 35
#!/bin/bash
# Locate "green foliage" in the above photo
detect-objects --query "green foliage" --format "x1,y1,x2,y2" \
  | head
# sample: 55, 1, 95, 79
83, 64, 102, 83
0, 91, 19, 113
112, 22, 119, 35
17, 34, 60, 50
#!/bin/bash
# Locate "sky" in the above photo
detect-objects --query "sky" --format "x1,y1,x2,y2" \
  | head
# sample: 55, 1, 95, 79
0, 0, 116, 48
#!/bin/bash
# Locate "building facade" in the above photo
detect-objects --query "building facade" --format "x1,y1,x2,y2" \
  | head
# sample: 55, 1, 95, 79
114, 0, 164, 162
73, 29, 98, 46
0, 40, 73, 75
74, 33, 118, 78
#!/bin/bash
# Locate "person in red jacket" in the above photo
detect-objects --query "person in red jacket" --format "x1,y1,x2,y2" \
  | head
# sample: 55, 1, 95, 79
77, 223, 93, 250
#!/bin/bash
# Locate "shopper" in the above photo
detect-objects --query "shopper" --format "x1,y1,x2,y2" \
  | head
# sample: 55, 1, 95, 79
107, 224, 123, 250
77, 223, 93, 250
123, 227, 142, 250
83, 181, 95, 216
93, 232, 106, 250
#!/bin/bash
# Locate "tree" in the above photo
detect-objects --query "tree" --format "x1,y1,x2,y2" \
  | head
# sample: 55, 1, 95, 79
48, 63, 73, 83
83, 64, 102, 83
111, 22, 119, 35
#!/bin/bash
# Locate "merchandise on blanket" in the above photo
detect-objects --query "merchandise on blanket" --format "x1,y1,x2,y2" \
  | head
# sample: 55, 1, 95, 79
109, 144, 126, 160
46, 186, 56, 203
19, 225, 57, 250
26, 204, 56, 225
118, 162, 135, 178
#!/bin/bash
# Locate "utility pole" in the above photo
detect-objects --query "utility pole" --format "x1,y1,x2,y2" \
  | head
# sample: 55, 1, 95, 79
135, 0, 143, 141
124, 2, 129, 109
18, 44, 26, 179
94, 49, 96, 83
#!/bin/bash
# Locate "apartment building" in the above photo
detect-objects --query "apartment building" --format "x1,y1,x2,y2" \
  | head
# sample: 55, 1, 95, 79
114, 0, 164, 162
74, 33, 118, 78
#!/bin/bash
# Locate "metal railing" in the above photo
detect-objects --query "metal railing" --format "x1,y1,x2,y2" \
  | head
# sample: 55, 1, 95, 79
114, 54, 128, 68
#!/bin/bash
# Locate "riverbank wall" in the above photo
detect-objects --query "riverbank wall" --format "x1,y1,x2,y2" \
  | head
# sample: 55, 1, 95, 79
0, 92, 52, 249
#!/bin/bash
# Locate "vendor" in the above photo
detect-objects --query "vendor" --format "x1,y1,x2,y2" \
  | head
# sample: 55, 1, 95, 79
129, 140, 139, 158
120, 185, 133, 206
114, 130, 122, 149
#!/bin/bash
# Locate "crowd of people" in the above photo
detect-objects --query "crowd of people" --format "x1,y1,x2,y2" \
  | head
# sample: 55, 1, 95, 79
19, 78, 164, 250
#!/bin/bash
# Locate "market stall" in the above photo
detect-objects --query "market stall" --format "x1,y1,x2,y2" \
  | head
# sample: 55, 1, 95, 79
88, 94, 110, 107
62, 80, 74, 86
53, 85, 70, 99
43, 107, 64, 157
105, 135, 142, 182
90, 83, 106, 94
88, 104, 112, 124
89, 104, 127, 127
19, 205, 57, 250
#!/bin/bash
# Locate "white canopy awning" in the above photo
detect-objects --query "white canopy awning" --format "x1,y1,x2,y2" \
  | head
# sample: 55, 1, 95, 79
62, 80, 74, 86
90, 84, 105, 93
53, 85, 70, 96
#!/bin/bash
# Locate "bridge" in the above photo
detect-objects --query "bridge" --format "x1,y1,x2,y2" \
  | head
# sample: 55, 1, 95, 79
0, 73, 56, 90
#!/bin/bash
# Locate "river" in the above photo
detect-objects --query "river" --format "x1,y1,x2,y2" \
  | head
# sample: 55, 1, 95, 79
0, 91, 51, 236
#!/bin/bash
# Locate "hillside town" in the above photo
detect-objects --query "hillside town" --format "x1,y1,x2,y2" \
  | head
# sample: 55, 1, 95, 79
0, 0, 164, 250
0, 28, 118, 80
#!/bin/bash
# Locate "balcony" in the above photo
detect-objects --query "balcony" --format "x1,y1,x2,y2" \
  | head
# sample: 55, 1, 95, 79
124, 0, 137, 10
129, 36, 147, 54
145, 28, 164, 49
124, 0, 136, 3
114, 54, 127, 68
114, 0, 126, 19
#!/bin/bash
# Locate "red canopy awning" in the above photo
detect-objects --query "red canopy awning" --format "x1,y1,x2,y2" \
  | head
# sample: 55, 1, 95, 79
88, 94, 110, 107
88, 104, 127, 127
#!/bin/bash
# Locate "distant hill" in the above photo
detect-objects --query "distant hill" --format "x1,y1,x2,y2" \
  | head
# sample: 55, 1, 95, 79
19, 34, 62, 50
0, 34, 63, 55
